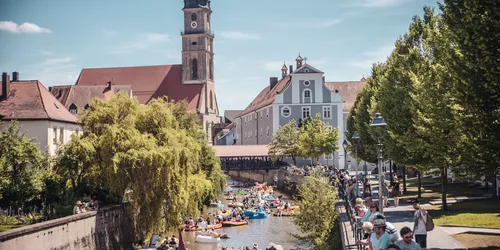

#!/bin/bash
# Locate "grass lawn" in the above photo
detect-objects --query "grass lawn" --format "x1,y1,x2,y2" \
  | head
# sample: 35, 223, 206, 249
452, 233, 500, 249
431, 199, 500, 228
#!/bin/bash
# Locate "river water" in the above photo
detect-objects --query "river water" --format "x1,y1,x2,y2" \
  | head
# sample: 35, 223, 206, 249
180, 179, 302, 249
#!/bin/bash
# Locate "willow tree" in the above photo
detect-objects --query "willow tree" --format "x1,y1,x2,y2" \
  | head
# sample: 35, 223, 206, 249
56, 92, 225, 239
298, 114, 340, 164
293, 176, 340, 249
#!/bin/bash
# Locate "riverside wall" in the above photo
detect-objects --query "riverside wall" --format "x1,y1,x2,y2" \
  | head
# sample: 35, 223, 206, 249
0, 205, 131, 250
227, 170, 304, 188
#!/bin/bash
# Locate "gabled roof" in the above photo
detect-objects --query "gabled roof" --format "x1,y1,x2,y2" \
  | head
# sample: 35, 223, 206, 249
292, 64, 324, 74
51, 84, 133, 109
49, 85, 72, 105
0, 81, 77, 123
325, 78, 367, 112
236, 75, 291, 118
223, 110, 242, 123
75, 64, 202, 111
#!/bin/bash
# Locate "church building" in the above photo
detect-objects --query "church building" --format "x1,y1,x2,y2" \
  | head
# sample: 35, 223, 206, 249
233, 55, 366, 168
51, 0, 221, 143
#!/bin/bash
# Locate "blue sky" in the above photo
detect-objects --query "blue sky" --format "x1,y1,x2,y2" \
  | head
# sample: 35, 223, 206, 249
0, 0, 439, 113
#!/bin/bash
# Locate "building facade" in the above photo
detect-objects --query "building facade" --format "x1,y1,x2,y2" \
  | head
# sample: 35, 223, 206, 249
0, 72, 81, 156
50, 0, 221, 144
234, 56, 366, 168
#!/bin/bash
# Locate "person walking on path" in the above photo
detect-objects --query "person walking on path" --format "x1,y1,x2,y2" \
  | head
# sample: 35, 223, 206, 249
391, 176, 401, 207
412, 200, 428, 250
395, 226, 422, 250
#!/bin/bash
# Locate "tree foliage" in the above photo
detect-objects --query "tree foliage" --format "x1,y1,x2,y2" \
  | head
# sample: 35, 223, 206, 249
298, 114, 340, 163
293, 176, 340, 249
269, 120, 301, 164
54, 93, 226, 239
0, 121, 46, 207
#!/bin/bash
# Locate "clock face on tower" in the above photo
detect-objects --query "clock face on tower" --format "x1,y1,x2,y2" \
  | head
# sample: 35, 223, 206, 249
191, 21, 198, 28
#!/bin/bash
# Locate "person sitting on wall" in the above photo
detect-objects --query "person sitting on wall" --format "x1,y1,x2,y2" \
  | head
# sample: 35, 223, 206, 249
73, 201, 82, 214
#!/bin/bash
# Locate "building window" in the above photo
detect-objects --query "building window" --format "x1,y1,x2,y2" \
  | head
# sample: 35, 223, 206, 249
84, 104, 89, 111
266, 108, 269, 118
323, 106, 331, 119
260, 111, 262, 120
59, 128, 64, 143
192, 58, 198, 80
303, 89, 312, 104
267, 127, 270, 136
260, 128, 263, 137
325, 154, 332, 159
281, 106, 291, 117
304, 68, 310, 73
69, 103, 77, 115
53, 127, 57, 144
76, 129, 79, 135
191, 13, 197, 21
302, 107, 311, 119
304, 80, 310, 86
209, 90, 214, 110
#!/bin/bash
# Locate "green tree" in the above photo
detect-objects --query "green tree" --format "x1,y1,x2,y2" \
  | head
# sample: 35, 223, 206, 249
268, 120, 301, 165
298, 114, 340, 164
0, 121, 46, 208
55, 93, 225, 239
440, 0, 500, 195
293, 176, 340, 249
409, 8, 461, 210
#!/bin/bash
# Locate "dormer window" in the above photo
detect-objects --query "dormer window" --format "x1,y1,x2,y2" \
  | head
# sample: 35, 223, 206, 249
69, 103, 77, 115
304, 69, 310, 73
84, 104, 90, 111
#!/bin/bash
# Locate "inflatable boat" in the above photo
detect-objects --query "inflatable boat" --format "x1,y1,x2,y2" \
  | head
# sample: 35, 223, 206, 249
195, 235, 220, 243
222, 220, 249, 227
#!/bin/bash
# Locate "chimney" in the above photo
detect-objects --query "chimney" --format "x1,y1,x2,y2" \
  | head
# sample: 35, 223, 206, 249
289, 65, 293, 74
49, 86, 53, 92
12, 72, 19, 82
269, 77, 278, 89
2, 72, 11, 101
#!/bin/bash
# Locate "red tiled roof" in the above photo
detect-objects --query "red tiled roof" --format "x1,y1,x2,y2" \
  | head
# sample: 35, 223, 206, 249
49, 85, 72, 105
237, 75, 291, 117
75, 65, 202, 111
325, 79, 367, 112
52, 84, 133, 109
0, 81, 77, 123
212, 145, 269, 157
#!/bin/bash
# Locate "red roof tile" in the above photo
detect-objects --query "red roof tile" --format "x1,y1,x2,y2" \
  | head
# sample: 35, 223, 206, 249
236, 75, 291, 117
50, 85, 72, 105
75, 64, 202, 111
0, 81, 77, 123
52, 84, 133, 109
325, 79, 367, 112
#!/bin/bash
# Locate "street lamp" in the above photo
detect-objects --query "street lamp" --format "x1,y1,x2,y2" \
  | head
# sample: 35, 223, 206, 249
342, 139, 348, 170
352, 131, 360, 197
370, 113, 387, 214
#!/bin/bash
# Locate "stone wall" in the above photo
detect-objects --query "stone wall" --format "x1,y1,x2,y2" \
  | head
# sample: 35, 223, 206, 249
0, 205, 131, 250
227, 170, 304, 188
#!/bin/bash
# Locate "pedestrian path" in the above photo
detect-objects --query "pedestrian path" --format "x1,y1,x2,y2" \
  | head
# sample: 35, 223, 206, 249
439, 226, 500, 235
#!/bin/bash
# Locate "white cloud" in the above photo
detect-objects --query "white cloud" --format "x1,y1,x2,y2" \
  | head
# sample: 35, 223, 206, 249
23, 56, 79, 86
262, 61, 285, 71
305, 19, 342, 29
38, 50, 56, 56
355, 0, 412, 8
219, 31, 261, 40
111, 33, 171, 54
349, 44, 395, 69
159, 49, 181, 60
0, 21, 51, 34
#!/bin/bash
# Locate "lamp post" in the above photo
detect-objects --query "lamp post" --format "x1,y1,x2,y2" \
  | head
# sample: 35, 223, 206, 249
342, 139, 348, 170
370, 113, 387, 214
352, 131, 360, 197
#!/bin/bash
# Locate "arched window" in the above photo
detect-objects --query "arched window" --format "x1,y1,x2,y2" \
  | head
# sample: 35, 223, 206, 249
303, 89, 312, 103
191, 13, 197, 21
192, 58, 198, 80
209, 91, 214, 110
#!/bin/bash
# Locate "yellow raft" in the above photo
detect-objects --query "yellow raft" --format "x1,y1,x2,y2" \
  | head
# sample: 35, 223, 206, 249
222, 220, 249, 227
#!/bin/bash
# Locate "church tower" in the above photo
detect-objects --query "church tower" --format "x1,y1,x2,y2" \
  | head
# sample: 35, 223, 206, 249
182, 0, 214, 85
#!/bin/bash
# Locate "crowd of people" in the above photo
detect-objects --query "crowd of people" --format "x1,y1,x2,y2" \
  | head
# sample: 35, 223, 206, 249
330, 168, 430, 250
72, 199, 99, 214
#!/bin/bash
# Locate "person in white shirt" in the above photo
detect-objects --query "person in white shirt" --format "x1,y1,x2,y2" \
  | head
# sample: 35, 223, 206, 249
412, 200, 428, 249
